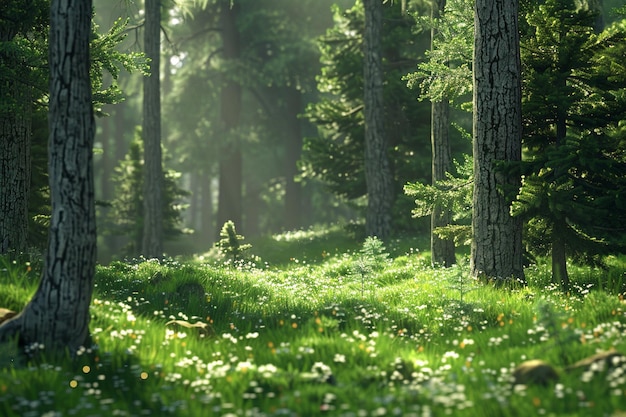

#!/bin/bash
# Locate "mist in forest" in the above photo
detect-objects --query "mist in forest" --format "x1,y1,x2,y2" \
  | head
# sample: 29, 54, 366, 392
92, 0, 365, 262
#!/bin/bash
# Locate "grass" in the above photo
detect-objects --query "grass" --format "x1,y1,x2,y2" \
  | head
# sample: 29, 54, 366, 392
1, 225, 626, 416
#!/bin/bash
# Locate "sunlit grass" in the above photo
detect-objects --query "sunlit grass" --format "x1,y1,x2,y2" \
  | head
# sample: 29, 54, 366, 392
1, 232, 626, 416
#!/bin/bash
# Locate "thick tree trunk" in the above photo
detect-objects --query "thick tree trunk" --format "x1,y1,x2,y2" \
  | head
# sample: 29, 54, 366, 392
284, 87, 303, 231
430, 0, 455, 267
471, 0, 524, 281
142, 0, 164, 259
216, 1, 243, 236
0, 0, 96, 353
363, 0, 394, 239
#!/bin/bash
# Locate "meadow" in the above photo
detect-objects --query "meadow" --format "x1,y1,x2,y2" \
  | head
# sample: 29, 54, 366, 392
1, 224, 626, 416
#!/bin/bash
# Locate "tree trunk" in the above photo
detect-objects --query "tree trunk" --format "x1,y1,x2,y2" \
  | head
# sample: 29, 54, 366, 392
142, 0, 164, 259
431, 100, 456, 266
284, 87, 303, 231
0, 0, 96, 353
471, 0, 524, 281
363, 0, 394, 240
0, 26, 32, 256
216, 1, 243, 236
430, 0, 456, 267
0, 81, 31, 256
200, 170, 214, 246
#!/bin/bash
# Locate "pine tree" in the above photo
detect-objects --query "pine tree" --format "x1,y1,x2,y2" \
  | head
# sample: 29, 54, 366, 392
108, 133, 188, 258
514, 0, 626, 290
302, 1, 432, 231
216, 220, 251, 263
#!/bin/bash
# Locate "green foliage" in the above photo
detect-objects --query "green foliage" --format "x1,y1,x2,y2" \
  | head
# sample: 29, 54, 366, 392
90, 18, 148, 116
302, 1, 433, 231
444, 257, 480, 303
216, 220, 252, 262
404, 0, 473, 107
514, 0, 626, 269
404, 152, 473, 246
352, 236, 390, 296
106, 131, 189, 257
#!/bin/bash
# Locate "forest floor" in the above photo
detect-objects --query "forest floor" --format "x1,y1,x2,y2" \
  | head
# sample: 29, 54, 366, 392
1, 224, 626, 416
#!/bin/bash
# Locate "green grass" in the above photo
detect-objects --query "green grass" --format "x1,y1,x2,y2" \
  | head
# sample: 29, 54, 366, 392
1, 227, 626, 416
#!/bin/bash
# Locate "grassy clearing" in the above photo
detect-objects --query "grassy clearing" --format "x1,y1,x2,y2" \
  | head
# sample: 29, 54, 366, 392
1, 227, 626, 416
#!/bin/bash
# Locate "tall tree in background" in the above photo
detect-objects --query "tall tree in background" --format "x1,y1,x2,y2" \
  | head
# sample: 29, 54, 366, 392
303, 2, 431, 234
471, 0, 524, 280
284, 87, 304, 230
0, 1, 47, 256
363, 0, 394, 239
0, 0, 96, 352
429, 0, 456, 266
216, 0, 243, 235
142, 0, 164, 258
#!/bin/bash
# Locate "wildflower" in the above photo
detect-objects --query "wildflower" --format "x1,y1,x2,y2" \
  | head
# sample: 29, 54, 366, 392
236, 361, 255, 373
442, 351, 460, 362
333, 354, 346, 363
258, 363, 278, 378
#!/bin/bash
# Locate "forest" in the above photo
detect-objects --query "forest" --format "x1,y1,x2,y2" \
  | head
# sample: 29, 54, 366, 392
1, 0, 626, 415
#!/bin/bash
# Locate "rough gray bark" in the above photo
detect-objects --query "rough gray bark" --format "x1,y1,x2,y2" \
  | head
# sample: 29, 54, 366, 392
430, 0, 455, 267
216, 0, 243, 237
142, 0, 164, 258
471, 0, 524, 280
0, 0, 96, 352
363, 0, 394, 239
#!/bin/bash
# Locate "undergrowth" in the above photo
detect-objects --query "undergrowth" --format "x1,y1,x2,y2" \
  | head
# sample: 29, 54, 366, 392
1, 227, 626, 416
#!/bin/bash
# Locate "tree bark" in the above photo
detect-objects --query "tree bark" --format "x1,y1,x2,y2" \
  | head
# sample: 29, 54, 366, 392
0, 0, 96, 353
363, 0, 394, 240
142, 0, 164, 259
0, 81, 31, 256
471, 0, 524, 281
430, 0, 455, 267
0, 20, 33, 256
431, 100, 456, 266
216, 0, 243, 236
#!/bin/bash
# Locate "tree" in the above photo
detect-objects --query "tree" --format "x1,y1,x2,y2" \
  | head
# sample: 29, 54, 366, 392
107, 134, 188, 258
142, 0, 164, 258
303, 1, 431, 233
0, 1, 47, 256
404, 0, 474, 256
215, 0, 243, 237
363, 0, 394, 239
471, 0, 524, 281
429, 0, 456, 266
513, 0, 626, 290
0, 0, 96, 352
